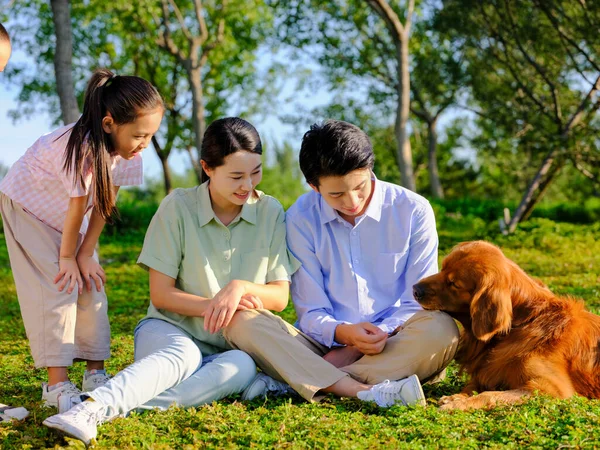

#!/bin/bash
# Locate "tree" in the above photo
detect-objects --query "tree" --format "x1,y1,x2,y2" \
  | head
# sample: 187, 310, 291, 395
437, 0, 600, 231
49, 0, 79, 124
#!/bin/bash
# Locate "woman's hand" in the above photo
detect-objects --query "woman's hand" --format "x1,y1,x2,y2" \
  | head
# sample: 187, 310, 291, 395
76, 254, 106, 292
237, 294, 264, 311
203, 280, 247, 334
54, 257, 83, 295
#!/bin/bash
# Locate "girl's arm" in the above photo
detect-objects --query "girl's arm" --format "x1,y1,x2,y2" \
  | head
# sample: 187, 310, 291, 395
55, 196, 88, 294
77, 186, 119, 292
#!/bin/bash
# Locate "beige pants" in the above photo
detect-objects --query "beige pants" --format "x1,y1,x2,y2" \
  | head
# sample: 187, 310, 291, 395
0, 193, 110, 368
222, 308, 459, 402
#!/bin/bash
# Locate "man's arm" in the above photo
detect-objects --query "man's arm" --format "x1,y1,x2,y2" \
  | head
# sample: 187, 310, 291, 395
376, 202, 439, 334
286, 214, 351, 348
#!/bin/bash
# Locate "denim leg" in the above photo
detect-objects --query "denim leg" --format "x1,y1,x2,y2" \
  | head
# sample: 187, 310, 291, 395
89, 319, 202, 420
139, 350, 256, 411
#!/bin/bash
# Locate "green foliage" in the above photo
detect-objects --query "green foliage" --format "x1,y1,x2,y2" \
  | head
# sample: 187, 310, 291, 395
1, 209, 600, 448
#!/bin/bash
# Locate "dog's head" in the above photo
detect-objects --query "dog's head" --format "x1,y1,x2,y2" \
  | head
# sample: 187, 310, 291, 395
413, 241, 513, 342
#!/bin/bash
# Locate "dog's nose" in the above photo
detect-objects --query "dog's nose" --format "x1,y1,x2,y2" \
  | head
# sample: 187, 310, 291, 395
413, 284, 425, 300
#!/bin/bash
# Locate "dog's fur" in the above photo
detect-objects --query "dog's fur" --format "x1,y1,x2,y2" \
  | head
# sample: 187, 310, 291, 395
413, 241, 600, 410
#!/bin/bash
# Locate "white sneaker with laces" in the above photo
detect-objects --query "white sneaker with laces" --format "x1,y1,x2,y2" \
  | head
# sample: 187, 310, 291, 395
241, 373, 295, 401
81, 370, 111, 392
357, 374, 426, 408
42, 381, 82, 410
43, 400, 106, 446
0, 404, 29, 423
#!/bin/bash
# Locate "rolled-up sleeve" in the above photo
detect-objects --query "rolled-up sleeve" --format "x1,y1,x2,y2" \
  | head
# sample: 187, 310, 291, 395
137, 194, 182, 279
286, 215, 350, 347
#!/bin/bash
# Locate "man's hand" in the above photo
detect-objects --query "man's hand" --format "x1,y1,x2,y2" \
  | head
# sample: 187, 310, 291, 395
334, 322, 388, 355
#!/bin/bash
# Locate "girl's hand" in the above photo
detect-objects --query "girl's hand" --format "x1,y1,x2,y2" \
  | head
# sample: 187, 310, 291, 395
54, 257, 83, 295
77, 254, 106, 292
202, 280, 247, 334
237, 294, 264, 311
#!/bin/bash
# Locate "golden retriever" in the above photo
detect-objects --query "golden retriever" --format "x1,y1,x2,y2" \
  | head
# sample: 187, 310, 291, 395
412, 241, 600, 410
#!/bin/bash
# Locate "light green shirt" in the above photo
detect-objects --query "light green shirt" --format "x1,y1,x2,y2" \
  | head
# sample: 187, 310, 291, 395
137, 181, 301, 355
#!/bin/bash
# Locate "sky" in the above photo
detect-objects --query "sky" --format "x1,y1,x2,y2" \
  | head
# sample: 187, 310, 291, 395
0, 47, 331, 183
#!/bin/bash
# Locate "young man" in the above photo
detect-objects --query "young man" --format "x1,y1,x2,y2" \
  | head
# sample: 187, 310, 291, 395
222, 120, 459, 407
0, 23, 11, 72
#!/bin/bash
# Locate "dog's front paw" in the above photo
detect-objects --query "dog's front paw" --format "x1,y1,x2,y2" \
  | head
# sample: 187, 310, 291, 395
439, 393, 468, 406
439, 398, 470, 411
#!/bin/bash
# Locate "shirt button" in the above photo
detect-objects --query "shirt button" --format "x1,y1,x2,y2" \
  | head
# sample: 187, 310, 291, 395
224, 254, 230, 261
352, 231, 357, 236
354, 259, 359, 264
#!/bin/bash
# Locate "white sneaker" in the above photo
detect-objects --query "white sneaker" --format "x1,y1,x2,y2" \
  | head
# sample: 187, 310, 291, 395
43, 400, 106, 446
241, 373, 295, 401
82, 370, 111, 392
0, 404, 29, 422
357, 374, 426, 408
42, 381, 81, 409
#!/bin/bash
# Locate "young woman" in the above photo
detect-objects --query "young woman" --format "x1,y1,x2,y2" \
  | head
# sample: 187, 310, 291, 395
43, 117, 300, 445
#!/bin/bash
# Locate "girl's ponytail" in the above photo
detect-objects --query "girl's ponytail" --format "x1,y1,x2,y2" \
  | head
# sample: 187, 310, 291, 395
62, 68, 163, 222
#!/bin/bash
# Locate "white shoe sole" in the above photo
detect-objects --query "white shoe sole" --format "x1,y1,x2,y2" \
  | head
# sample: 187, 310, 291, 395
406, 374, 427, 407
43, 416, 93, 446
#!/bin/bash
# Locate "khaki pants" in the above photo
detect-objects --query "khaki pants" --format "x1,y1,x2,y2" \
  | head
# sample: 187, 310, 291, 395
223, 308, 459, 402
0, 193, 110, 368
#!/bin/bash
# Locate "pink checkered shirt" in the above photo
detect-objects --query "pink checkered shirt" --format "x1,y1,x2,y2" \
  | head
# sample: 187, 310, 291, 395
0, 123, 143, 235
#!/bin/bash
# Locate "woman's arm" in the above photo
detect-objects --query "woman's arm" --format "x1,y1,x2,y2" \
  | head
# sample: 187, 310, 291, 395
149, 268, 212, 316
203, 280, 289, 334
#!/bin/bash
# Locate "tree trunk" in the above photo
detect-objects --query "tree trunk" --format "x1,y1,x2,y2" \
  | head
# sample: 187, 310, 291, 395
427, 118, 444, 199
50, 0, 80, 124
394, 36, 416, 191
521, 160, 564, 222
507, 148, 559, 233
188, 66, 206, 183
152, 136, 173, 195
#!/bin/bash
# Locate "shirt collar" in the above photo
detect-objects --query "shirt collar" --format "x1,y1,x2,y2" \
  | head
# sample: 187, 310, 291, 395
319, 172, 382, 225
197, 181, 259, 227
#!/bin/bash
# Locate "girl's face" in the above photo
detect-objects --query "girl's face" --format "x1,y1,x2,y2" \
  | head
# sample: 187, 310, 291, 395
202, 150, 263, 208
0, 40, 11, 72
103, 107, 164, 159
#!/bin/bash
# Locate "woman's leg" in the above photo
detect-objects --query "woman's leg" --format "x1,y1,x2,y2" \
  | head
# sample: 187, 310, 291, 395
139, 350, 256, 411
87, 319, 202, 420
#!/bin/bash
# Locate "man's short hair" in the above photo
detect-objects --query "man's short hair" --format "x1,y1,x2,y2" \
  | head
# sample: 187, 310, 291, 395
299, 119, 374, 187
0, 23, 9, 43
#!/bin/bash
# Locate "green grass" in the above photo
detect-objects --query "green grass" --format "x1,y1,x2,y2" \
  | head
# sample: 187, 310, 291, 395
1, 215, 599, 449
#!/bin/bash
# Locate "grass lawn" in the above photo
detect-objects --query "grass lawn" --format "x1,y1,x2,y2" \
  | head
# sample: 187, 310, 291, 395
1, 214, 599, 449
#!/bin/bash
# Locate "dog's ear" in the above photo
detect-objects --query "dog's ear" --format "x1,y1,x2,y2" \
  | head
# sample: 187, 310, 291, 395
470, 275, 512, 342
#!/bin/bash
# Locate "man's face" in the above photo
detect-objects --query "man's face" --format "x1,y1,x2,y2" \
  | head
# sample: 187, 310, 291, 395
311, 168, 374, 224
0, 40, 11, 72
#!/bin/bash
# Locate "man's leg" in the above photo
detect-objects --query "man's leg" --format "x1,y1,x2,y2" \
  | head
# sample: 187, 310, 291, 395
223, 309, 353, 401
341, 311, 459, 385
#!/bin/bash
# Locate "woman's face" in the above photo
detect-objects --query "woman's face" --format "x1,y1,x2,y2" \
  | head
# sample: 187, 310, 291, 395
203, 150, 263, 208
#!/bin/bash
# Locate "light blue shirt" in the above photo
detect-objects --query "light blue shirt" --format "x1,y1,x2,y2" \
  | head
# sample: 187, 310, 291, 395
286, 177, 438, 348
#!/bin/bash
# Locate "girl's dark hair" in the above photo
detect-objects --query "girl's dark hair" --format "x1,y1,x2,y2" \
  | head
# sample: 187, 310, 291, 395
63, 68, 163, 221
200, 117, 262, 183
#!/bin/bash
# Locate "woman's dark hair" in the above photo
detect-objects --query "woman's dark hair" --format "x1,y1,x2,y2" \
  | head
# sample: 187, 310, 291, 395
200, 117, 262, 183
63, 68, 163, 221
0, 23, 9, 43
299, 119, 374, 187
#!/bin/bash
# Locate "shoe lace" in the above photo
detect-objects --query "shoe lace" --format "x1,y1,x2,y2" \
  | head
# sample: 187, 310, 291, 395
86, 373, 110, 388
372, 380, 405, 407
68, 402, 106, 427
61, 382, 82, 397
264, 376, 293, 396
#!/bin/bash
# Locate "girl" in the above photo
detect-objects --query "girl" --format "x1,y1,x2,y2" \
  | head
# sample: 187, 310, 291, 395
43, 117, 300, 445
0, 68, 164, 411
